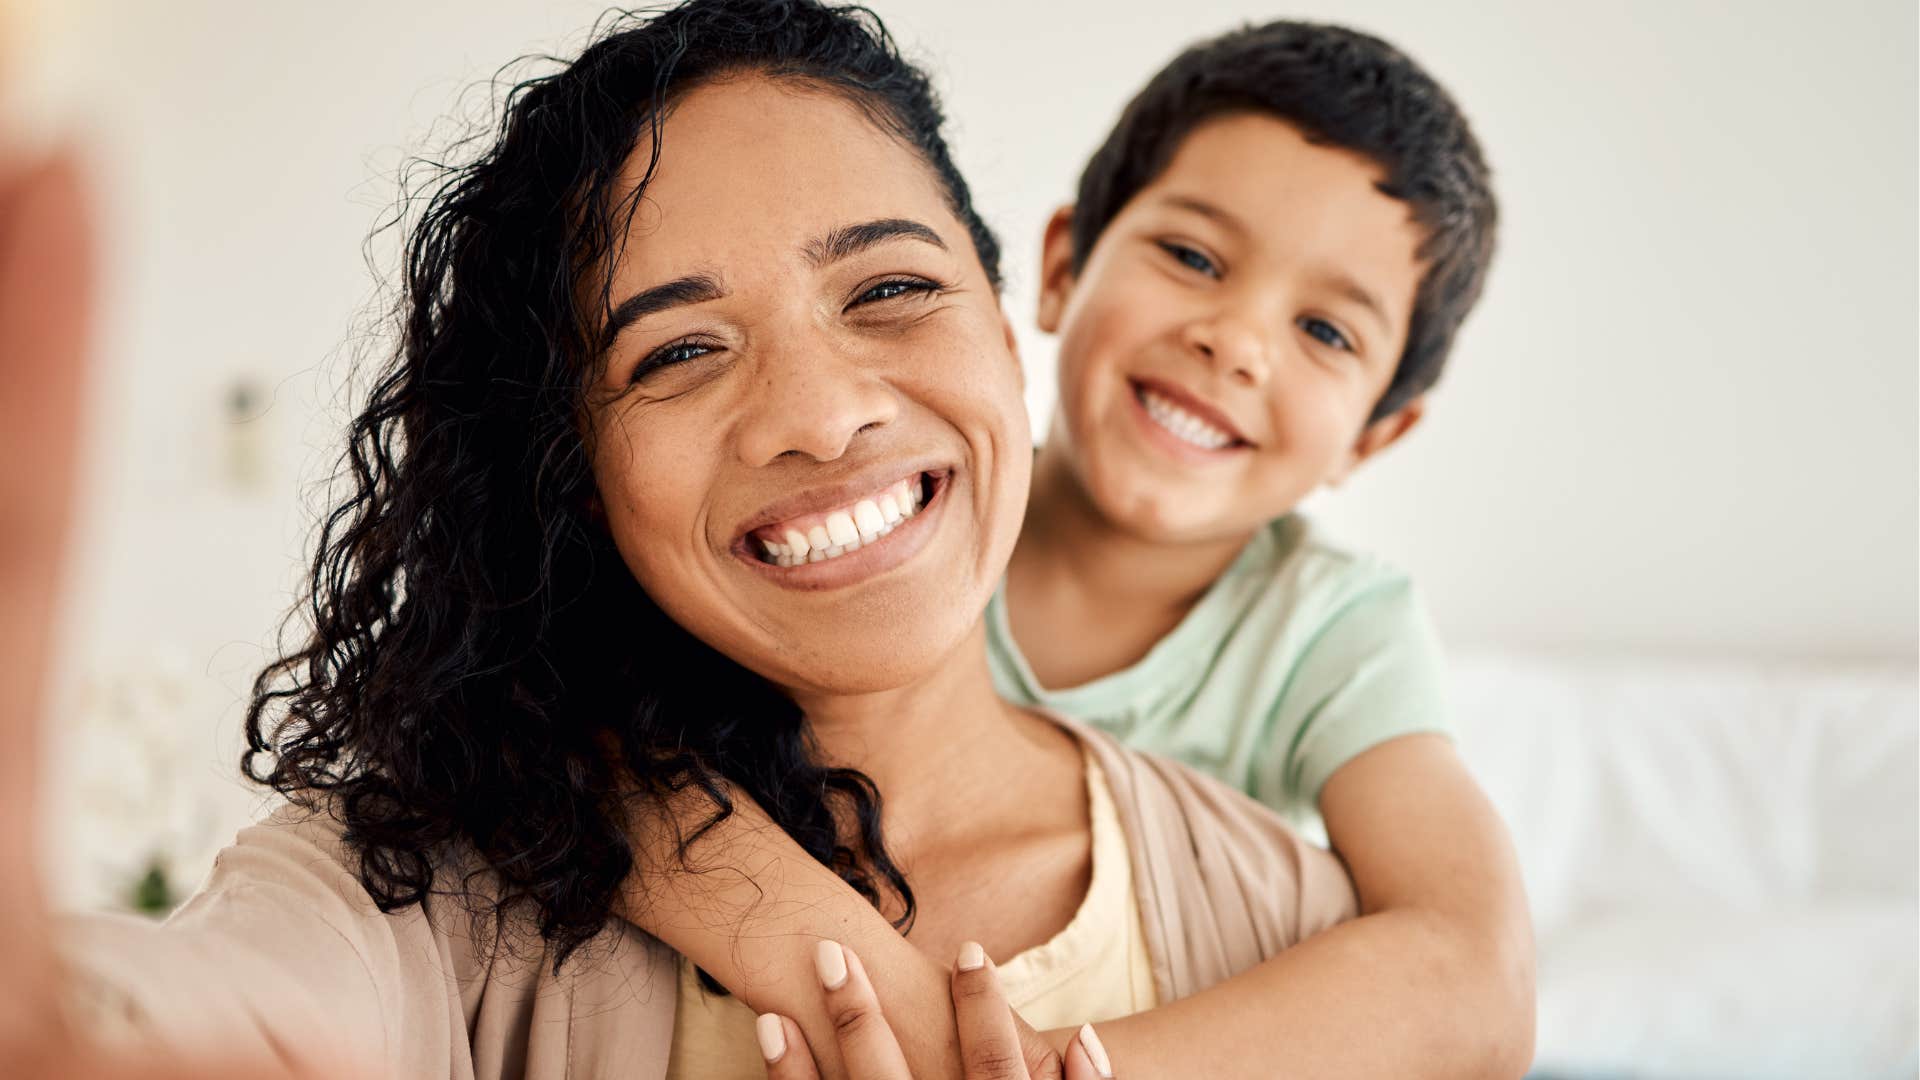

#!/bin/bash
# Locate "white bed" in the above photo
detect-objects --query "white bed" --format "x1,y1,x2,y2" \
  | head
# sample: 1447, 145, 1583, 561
1450, 653, 1918, 1078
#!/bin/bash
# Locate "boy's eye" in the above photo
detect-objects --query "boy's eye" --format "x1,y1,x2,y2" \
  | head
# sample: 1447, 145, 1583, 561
1300, 317, 1353, 352
630, 339, 717, 383
1157, 240, 1220, 279
852, 278, 941, 306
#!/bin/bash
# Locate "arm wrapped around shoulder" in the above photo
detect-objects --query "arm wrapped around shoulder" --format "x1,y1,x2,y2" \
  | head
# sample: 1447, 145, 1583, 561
1073, 723, 1358, 1000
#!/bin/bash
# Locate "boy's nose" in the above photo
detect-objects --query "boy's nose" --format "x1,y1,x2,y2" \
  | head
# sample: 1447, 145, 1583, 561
1181, 310, 1272, 388
733, 335, 899, 466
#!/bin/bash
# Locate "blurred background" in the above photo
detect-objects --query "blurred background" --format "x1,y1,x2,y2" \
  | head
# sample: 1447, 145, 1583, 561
9, 1, 1916, 1076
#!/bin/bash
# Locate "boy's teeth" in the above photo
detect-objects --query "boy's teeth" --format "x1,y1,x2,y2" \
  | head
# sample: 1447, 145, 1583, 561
1140, 388, 1234, 451
756, 476, 928, 567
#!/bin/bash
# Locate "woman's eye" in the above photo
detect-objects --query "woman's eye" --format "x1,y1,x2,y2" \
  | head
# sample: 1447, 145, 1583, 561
852, 279, 939, 306
1157, 241, 1220, 278
631, 339, 715, 382
1300, 317, 1353, 352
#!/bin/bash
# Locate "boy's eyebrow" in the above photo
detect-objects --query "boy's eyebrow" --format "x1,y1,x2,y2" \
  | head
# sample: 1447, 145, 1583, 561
806, 217, 948, 266
1313, 270, 1394, 336
1159, 194, 1247, 236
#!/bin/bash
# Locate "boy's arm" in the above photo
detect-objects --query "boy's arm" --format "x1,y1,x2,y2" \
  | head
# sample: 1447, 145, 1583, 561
618, 787, 982, 1080
1074, 732, 1535, 1079
621, 733, 1533, 1080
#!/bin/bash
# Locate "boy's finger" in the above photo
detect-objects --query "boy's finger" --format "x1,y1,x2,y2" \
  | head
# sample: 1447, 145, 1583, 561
948, 942, 1029, 1079
814, 941, 909, 1080
1013, 1015, 1064, 1080
1064, 1025, 1114, 1080
757, 1013, 821, 1080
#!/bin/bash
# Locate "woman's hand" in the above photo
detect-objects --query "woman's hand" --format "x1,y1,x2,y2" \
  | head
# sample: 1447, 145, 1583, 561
0, 149, 361, 1080
756, 940, 1114, 1080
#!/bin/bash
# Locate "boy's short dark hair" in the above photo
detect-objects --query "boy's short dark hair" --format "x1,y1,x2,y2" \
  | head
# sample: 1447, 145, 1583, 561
1071, 21, 1497, 420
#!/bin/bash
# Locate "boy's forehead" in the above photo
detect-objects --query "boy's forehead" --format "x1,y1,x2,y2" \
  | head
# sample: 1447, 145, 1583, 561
1128, 115, 1436, 322
1142, 113, 1426, 278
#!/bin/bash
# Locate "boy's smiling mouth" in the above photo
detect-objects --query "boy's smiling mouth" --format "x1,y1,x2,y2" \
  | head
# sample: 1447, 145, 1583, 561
1128, 377, 1253, 454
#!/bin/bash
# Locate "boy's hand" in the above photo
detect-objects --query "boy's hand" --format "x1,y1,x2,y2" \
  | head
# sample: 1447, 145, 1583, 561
619, 781, 1064, 1079
757, 941, 1111, 1080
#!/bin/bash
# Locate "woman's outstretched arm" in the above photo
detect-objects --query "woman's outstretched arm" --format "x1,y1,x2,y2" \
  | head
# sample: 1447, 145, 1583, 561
0, 149, 370, 1080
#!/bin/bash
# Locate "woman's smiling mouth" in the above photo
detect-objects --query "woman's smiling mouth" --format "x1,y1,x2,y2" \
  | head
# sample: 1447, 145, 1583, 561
735, 469, 950, 588
751, 474, 925, 566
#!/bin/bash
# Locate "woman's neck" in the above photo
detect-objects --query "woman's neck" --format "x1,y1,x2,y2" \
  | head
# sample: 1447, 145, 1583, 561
1002, 437, 1253, 689
787, 620, 1078, 851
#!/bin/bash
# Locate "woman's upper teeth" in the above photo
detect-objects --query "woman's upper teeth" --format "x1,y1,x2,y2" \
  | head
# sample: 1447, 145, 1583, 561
754, 477, 923, 567
1141, 387, 1234, 450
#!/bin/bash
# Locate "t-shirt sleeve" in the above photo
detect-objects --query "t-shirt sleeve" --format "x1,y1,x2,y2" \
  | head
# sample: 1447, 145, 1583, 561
1253, 574, 1452, 816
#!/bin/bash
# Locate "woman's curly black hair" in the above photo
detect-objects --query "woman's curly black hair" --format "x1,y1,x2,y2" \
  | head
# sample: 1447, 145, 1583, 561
242, 0, 1002, 974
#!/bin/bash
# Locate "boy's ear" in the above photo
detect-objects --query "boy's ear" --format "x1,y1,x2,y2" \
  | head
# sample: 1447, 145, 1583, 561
1035, 205, 1077, 334
1327, 397, 1426, 487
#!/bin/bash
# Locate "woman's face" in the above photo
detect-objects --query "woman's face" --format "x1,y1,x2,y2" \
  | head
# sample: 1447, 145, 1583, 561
585, 76, 1030, 698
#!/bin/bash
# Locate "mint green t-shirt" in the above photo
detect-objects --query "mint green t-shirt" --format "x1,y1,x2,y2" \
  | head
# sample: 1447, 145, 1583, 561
986, 515, 1450, 828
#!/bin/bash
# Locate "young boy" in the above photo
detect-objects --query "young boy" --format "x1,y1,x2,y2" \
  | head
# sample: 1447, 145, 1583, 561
638, 19, 1533, 1078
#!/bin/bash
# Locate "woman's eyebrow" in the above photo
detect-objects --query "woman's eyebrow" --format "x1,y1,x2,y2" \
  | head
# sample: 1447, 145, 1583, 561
605, 271, 728, 341
806, 218, 947, 266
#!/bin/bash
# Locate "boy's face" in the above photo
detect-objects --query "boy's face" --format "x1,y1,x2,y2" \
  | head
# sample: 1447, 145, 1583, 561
1039, 113, 1428, 545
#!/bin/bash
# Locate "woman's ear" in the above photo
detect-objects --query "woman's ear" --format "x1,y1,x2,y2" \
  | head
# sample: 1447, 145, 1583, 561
1035, 205, 1077, 334
999, 308, 1025, 390
1326, 397, 1426, 487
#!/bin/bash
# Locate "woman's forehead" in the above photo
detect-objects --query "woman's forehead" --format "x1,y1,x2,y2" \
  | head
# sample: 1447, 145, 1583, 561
618, 77, 959, 270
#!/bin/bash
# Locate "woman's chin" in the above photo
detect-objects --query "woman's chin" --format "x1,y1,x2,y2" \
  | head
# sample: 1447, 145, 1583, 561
754, 615, 982, 701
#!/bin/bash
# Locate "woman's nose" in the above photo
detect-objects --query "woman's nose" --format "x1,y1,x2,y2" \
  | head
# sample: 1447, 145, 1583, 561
734, 338, 899, 466
1180, 305, 1272, 388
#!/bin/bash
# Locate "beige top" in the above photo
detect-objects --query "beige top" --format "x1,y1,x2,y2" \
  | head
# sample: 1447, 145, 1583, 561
664, 750, 1157, 1079
61, 718, 1357, 1079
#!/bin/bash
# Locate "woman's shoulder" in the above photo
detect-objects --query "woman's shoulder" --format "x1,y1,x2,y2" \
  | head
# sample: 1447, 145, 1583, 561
1062, 718, 1284, 828
1056, 717, 1359, 996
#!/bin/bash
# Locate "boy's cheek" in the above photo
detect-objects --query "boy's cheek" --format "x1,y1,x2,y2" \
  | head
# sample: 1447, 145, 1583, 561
1059, 266, 1165, 356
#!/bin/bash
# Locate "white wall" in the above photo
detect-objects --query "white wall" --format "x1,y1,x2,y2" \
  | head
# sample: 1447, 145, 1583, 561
14, 0, 1915, 901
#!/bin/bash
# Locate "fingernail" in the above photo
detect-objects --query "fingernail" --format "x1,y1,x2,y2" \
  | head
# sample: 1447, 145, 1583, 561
814, 939, 848, 990
755, 1013, 787, 1063
1078, 1023, 1113, 1078
957, 941, 986, 972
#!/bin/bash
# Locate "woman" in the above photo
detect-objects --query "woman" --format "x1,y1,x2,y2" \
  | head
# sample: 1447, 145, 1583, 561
1, 2, 1352, 1077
